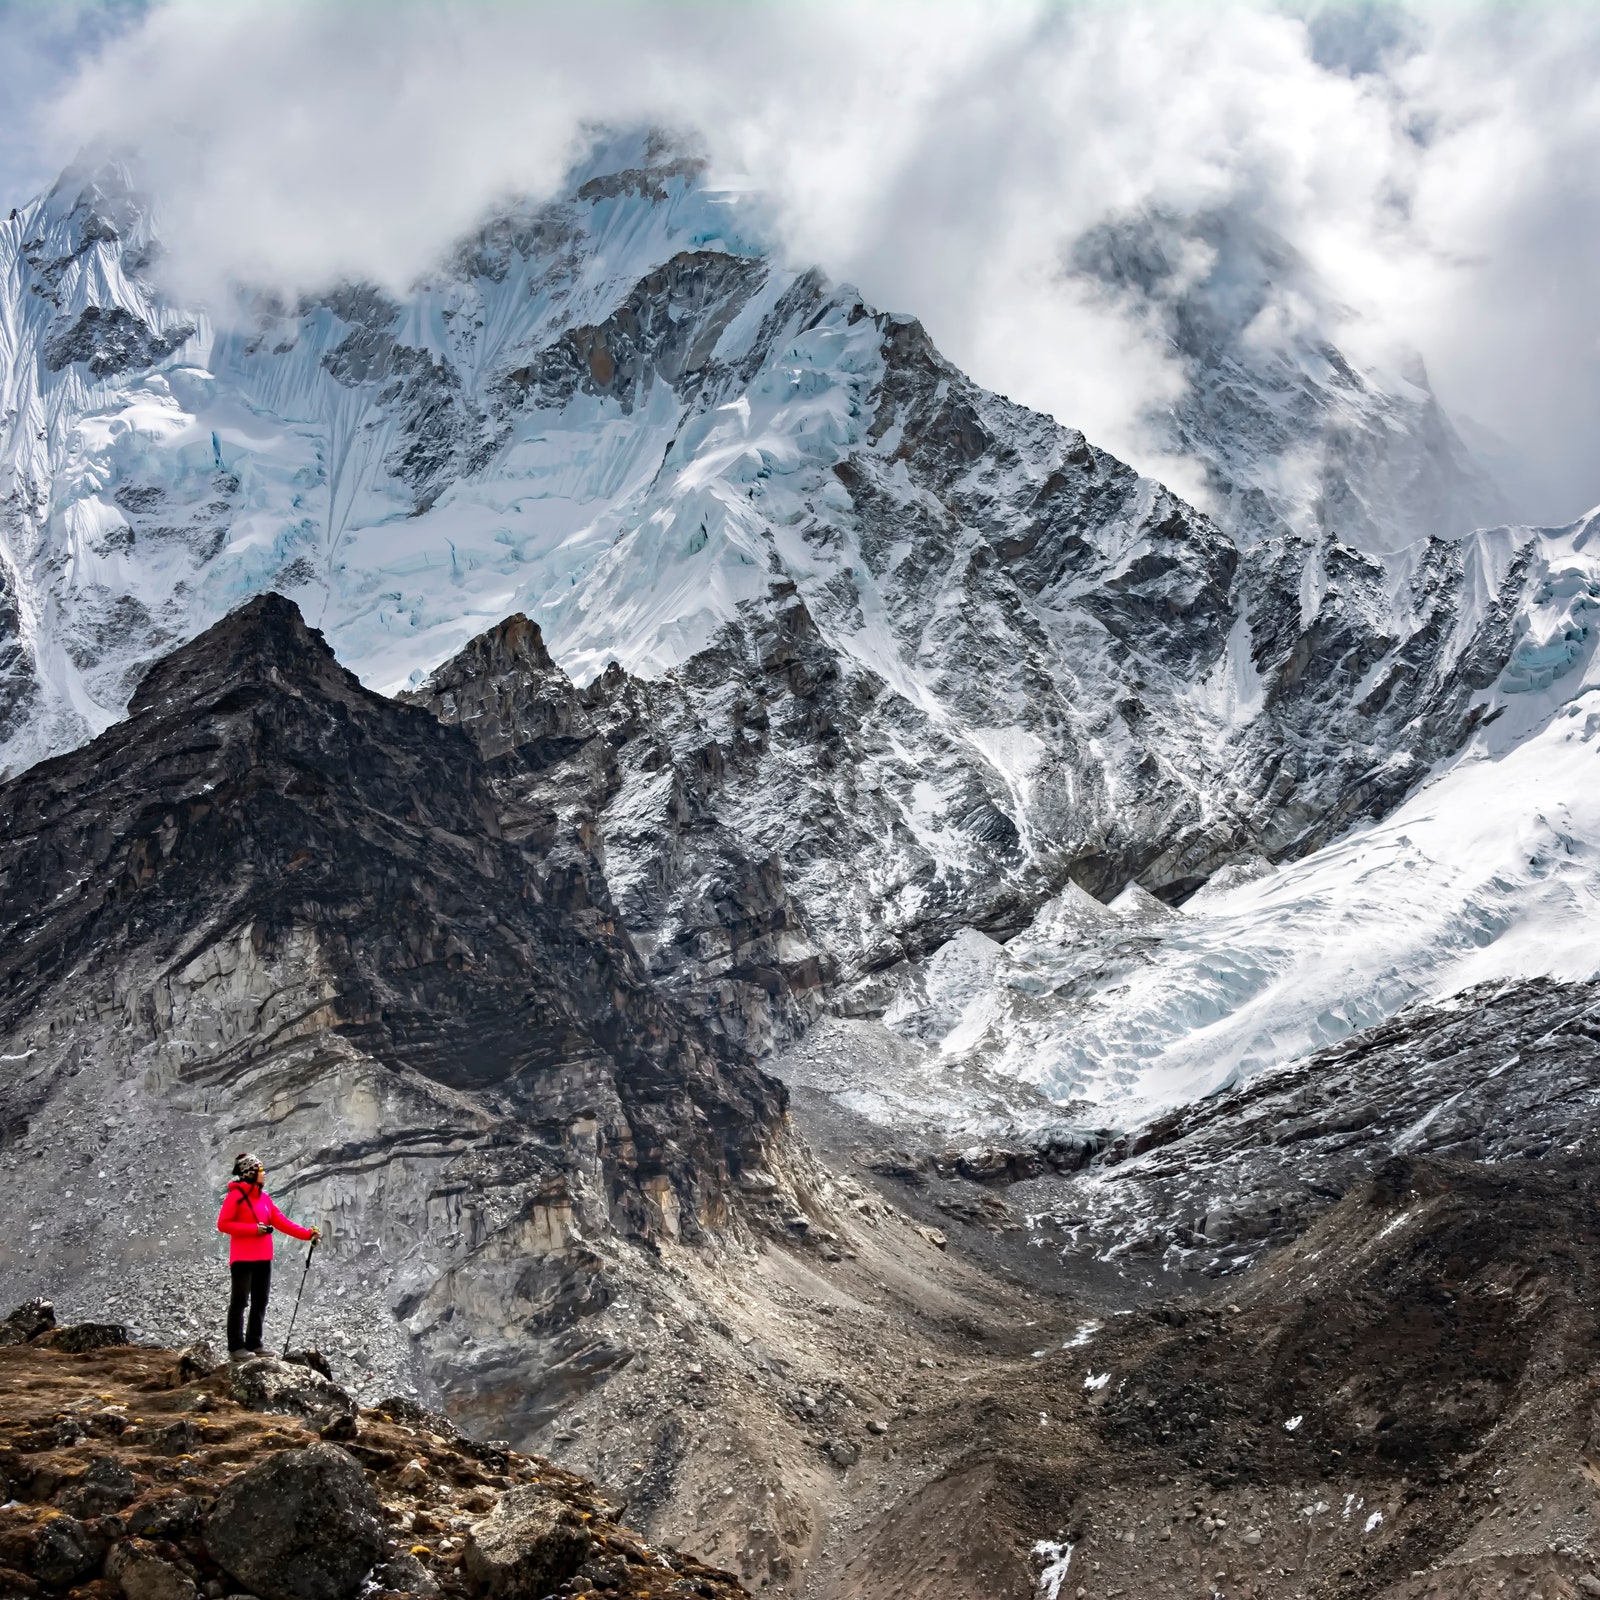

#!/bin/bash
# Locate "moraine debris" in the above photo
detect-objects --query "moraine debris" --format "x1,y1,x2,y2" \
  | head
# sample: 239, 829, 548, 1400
0, 1322, 749, 1600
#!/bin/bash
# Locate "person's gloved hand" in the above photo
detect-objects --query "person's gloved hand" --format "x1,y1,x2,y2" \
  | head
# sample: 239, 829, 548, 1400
309, 1227, 321, 1242
256, 1223, 271, 1235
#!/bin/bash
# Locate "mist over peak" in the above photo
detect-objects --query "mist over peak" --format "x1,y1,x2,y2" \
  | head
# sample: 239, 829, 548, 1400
4, 1, 1594, 525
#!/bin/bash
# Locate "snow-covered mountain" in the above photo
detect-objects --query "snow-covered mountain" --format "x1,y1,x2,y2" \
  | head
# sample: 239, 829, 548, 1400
838, 506, 1600, 1136
0, 132, 770, 766
1070, 205, 1509, 554
10, 105, 1600, 1600
0, 127, 1576, 1091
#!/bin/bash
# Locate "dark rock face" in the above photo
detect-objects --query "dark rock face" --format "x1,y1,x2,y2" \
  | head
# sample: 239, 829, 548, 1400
410, 613, 830, 1058
42, 305, 193, 378
497, 250, 768, 414
203, 1441, 385, 1600
320, 311, 500, 512
1016, 975, 1600, 1278
0, 561, 39, 755
461, 1485, 592, 1598
0, 594, 779, 1227
0, 594, 787, 1424
1223, 530, 1528, 870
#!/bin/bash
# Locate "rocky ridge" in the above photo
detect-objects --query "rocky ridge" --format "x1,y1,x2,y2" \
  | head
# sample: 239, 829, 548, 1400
4, 596, 1600, 1598
0, 1298, 748, 1599
0, 593, 801, 1422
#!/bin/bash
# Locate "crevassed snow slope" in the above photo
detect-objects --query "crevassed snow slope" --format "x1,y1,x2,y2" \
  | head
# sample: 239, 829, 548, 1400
881, 510, 1600, 1128
0, 133, 857, 772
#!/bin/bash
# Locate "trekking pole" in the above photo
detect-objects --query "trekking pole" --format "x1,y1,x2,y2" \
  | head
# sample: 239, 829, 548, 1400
281, 1236, 317, 1357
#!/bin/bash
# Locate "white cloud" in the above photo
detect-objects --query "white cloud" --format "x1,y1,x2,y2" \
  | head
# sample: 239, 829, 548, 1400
0, 0, 147, 208
26, 0, 1600, 524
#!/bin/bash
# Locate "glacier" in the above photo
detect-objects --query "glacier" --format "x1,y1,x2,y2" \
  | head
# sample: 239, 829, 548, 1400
868, 510, 1600, 1131
0, 132, 802, 769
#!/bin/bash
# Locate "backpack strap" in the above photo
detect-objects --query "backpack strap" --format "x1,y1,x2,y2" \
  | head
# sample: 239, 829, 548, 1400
226, 1182, 263, 1229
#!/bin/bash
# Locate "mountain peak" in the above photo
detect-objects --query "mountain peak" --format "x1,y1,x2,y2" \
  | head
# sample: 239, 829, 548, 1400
1071, 204, 1507, 551
125, 591, 349, 720
568, 123, 709, 204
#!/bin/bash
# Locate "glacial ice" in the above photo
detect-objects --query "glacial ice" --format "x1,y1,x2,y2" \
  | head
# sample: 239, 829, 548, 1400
1, 139, 860, 774
880, 512, 1600, 1129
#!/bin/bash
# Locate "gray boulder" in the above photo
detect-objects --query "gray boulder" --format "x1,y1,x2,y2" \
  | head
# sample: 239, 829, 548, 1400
173, 1341, 221, 1382
461, 1487, 591, 1598
55, 1454, 138, 1516
31, 1513, 104, 1589
0, 1297, 56, 1346
106, 1539, 199, 1600
368, 1551, 439, 1596
228, 1356, 357, 1432
204, 1442, 384, 1600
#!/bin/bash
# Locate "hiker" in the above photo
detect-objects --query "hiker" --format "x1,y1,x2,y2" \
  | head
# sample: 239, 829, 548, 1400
215, 1151, 319, 1356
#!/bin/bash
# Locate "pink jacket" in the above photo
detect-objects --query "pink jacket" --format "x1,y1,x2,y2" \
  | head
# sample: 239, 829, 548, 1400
216, 1181, 315, 1263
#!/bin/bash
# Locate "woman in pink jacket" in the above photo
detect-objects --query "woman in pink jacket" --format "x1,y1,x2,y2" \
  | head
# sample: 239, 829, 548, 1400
215, 1152, 320, 1355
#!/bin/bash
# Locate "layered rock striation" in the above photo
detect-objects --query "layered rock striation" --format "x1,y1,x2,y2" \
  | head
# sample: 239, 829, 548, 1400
0, 594, 788, 1422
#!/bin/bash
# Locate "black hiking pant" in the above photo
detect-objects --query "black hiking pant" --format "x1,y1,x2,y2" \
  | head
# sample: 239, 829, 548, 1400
227, 1260, 272, 1353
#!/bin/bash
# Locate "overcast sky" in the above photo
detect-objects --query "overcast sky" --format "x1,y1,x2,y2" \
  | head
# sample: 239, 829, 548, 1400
5, 0, 1598, 525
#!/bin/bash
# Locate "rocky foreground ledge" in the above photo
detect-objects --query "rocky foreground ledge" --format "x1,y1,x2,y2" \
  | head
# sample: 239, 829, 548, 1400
0, 1300, 748, 1600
